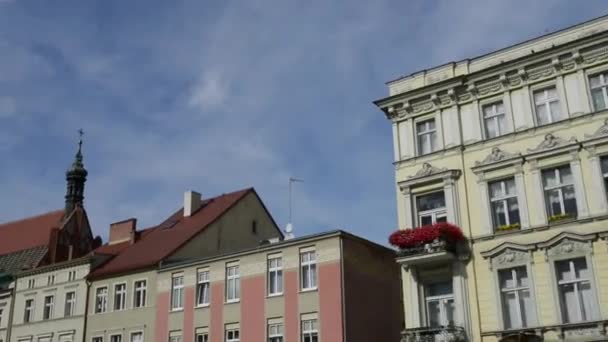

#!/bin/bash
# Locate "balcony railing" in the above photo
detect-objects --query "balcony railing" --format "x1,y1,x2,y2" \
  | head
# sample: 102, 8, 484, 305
389, 223, 468, 263
401, 326, 467, 342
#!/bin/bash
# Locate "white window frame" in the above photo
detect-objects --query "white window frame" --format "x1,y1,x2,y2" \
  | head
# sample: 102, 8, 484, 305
196, 270, 210, 307
600, 156, 608, 201
133, 280, 147, 308
24, 298, 34, 323
416, 119, 437, 155
225, 328, 239, 342
497, 266, 536, 329
268, 322, 283, 342
267, 256, 283, 296
48, 275, 55, 286
533, 86, 562, 125
92, 337, 103, 342
64, 291, 76, 317
542, 165, 577, 219
488, 178, 520, 229
415, 191, 447, 226
114, 283, 127, 311
129, 331, 143, 342
589, 72, 608, 111
168, 332, 182, 342
301, 319, 318, 342
110, 334, 122, 342
68, 271, 76, 282
424, 281, 455, 327
171, 274, 184, 311
226, 265, 240, 303
482, 101, 507, 139
43, 295, 54, 320
195, 333, 209, 342
554, 257, 598, 323
300, 251, 317, 291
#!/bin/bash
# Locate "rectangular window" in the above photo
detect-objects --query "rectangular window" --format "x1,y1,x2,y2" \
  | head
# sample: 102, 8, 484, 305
425, 281, 455, 327
489, 178, 520, 230
556, 258, 596, 323
92, 337, 103, 342
95, 287, 108, 313
300, 251, 317, 290
168, 333, 182, 342
195, 334, 209, 342
43, 295, 54, 320
48, 275, 55, 285
225, 329, 239, 342
589, 72, 608, 111
130, 332, 143, 342
68, 271, 76, 281
114, 283, 127, 311
28, 279, 35, 289
226, 265, 240, 302
601, 157, 608, 200
268, 257, 283, 296
24, 299, 34, 323
0, 308, 3, 326
171, 274, 184, 310
134, 280, 147, 308
110, 335, 122, 342
301, 319, 318, 342
482, 101, 507, 138
499, 266, 535, 329
65, 291, 76, 317
542, 165, 578, 220
415, 191, 447, 226
196, 270, 210, 306
416, 119, 437, 155
534, 86, 563, 125
268, 323, 283, 342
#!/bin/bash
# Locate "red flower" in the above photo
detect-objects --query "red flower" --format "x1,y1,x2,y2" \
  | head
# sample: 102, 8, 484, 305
388, 222, 465, 249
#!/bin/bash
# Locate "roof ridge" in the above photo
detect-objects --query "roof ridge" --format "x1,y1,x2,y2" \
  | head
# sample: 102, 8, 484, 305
0, 209, 64, 228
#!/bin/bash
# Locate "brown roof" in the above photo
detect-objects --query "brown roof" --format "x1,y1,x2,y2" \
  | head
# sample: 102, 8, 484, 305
89, 188, 253, 279
0, 210, 64, 256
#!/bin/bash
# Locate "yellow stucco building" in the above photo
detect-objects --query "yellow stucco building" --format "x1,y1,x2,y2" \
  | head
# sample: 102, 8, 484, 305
375, 16, 608, 342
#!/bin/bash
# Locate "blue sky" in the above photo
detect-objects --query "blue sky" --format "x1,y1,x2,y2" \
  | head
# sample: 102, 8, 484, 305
1, 0, 607, 245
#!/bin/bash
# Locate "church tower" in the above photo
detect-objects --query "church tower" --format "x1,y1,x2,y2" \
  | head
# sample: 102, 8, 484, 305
64, 130, 88, 215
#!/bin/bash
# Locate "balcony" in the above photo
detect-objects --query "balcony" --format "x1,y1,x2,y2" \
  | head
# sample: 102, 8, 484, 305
401, 326, 467, 342
389, 223, 468, 265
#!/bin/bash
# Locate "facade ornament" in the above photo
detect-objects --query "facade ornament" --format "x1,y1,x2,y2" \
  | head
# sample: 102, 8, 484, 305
527, 133, 577, 153
499, 74, 509, 88
431, 93, 441, 106
447, 88, 457, 102
475, 147, 521, 166
552, 57, 562, 70
492, 248, 530, 269
546, 238, 591, 258
408, 162, 448, 179
584, 118, 608, 139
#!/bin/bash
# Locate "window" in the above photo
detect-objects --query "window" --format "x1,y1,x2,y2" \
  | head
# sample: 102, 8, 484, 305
68, 271, 76, 281
171, 274, 184, 310
489, 178, 520, 230
134, 280, 147, 308
482, 101, 507, 138
110, 335, 122, 342
425, 281, 455, 327
589, 72, 608, 111
28, 279, 35, 289
43, 295, 54, 320
225, 329, 239, 342
92, 337, 103, 342
601, 157, 608, 200
499, 266, 535, 329
48, 275, 55, 285
130, 332, 143, 342
114, 283, 127, 311
0, 308, 3, 326
415, 191, 447, 226
534, 86, 563, 125
168, 334, 181, 342
95, 287, 108, 313
542, 165, 577, 220
196, 271, 210, 306
195, 334, 209, 342
555, 258, 596, 323
226, 265, 240, 302
268, 323, 283, 342
24, 299, 34, 322
301, 319, 318, 342
65, 291, 76, 317
268, 257, 283, 296
300, 251, 317, 290
416, 119, 437, 155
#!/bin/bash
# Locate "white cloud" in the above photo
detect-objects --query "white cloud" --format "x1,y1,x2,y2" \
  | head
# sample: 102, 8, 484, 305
188, 70, 230, 111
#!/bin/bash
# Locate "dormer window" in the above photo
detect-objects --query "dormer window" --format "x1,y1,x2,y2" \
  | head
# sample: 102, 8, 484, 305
416, 119, 437, 155
482, 101, 507, 139
416, 191, 447, 226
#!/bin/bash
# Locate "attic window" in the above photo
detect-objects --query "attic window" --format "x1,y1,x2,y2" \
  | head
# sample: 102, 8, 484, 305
252, 220, 257, 235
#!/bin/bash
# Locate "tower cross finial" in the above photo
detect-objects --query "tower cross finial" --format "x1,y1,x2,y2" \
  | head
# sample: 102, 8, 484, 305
78, 129, 84, 152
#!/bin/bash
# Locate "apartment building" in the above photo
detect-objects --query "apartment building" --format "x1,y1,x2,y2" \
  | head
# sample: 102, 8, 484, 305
155, 230, 402, 342
375, 15, 608, 342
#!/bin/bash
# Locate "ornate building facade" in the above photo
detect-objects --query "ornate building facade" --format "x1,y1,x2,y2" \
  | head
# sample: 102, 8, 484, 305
375, 16, 608, 342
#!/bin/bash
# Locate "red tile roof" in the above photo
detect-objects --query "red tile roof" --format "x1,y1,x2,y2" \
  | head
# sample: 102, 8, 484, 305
0, 210, 64, 256
89, 188, 253, 279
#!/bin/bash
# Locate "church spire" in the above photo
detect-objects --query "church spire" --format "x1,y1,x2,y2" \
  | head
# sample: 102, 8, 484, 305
65, 129, 88, 214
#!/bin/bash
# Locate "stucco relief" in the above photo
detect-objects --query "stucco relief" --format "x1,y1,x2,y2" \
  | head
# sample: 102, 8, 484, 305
546, 238, 591, 258
474, 147, 522, 166
491, 248, 530, 269
584, 118, 608, 139
408, 163, 448, 179
563, 326, 605, 339
527, 133, 577, 153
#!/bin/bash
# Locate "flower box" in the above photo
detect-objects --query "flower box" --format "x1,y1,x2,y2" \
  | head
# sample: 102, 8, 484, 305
548, 213, 576, 223
389, 222, 465, 256
495, 223, 520, 233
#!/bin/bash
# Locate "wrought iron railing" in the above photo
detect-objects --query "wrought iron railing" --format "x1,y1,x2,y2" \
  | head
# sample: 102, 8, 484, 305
401, 326, 467, 342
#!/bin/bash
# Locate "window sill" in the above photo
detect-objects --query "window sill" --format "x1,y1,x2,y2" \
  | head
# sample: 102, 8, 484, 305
267, 293, 284, 298
170, 308, 184, 313
225, 300, 240, 305
300, 287, 318, 293
195, 304, 210, 309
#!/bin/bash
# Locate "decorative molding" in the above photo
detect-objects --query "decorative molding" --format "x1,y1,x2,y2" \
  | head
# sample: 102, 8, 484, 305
546, 238, 591, 258
408, 162, 448, 179
527, 133, 578, 153
474, 147, 522, 167
480, 242, 535, 260
584, 118, 608, 139
491, 248, 531, 270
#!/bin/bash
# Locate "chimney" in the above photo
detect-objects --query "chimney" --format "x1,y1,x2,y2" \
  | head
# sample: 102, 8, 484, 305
184, 190, 202, 217
109, 218, 137, 245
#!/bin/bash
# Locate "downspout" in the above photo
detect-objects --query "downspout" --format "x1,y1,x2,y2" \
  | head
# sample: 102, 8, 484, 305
83, 270, 92, 342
